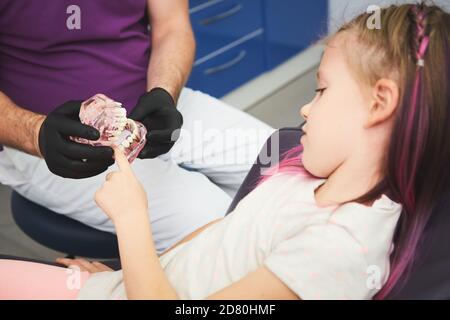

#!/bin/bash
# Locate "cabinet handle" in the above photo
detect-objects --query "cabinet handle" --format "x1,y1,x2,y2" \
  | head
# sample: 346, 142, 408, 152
199, 4, 243, 26
204, 50, 247, 75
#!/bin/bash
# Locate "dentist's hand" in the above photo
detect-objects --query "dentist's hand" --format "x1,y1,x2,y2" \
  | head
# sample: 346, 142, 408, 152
38, 101, 114, 179
94, 147, 148, 224
128, 87, 183, 159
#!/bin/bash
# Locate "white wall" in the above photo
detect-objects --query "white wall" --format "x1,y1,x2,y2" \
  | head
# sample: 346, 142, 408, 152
328, 0, 450, 33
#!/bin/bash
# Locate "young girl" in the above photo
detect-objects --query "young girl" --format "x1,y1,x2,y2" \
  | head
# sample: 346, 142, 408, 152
1, 2, 449, 300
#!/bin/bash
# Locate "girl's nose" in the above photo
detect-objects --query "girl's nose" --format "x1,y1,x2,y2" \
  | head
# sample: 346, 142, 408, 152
300, 104, 310, 120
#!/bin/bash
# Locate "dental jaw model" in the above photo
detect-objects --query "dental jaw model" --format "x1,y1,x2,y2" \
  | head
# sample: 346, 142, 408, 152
71, 94, 147, 163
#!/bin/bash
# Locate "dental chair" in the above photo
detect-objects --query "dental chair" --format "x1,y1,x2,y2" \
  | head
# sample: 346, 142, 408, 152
5, 127, 450, 299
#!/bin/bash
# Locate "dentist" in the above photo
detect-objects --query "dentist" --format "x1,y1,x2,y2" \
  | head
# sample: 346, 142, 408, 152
0, 0, 273, 254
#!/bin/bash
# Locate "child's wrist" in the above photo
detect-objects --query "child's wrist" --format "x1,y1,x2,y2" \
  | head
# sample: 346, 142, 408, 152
112, 208, 149, 227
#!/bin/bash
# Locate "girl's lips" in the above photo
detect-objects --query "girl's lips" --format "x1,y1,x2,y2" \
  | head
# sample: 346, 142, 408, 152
301, 123, 307, 134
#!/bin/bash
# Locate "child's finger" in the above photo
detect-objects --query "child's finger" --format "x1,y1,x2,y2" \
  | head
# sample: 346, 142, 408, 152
92, 261, 114, 271
56, 258, 89, 272
113, 147, 132, 174
74, 258, 98, 273
56, 257, 72, 266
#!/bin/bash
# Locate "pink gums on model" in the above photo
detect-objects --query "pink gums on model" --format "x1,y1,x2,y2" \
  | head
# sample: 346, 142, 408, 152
71, 94, 147, 163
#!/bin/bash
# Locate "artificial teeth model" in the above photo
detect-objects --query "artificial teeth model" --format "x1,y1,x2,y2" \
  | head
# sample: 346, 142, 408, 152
71, 94, 147, 163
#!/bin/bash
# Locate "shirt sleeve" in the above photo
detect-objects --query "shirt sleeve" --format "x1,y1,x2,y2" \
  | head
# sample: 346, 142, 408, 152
264, 223, 377, 300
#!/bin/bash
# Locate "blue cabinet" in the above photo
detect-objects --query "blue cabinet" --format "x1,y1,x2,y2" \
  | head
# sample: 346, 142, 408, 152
190, 0, 264, 59
263, 0, 329, 69
187, 0, 328, 97
188, 31, 265, 97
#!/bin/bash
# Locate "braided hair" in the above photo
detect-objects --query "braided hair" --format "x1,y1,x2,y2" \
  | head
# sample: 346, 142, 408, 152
411, 4, 430, 67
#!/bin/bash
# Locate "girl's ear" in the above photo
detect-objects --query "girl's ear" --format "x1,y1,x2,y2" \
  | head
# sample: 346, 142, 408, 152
364, 78, 399, 128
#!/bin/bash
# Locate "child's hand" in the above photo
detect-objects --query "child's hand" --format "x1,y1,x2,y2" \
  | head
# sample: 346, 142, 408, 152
94, 147, 148, 224
56, 257, 113, 273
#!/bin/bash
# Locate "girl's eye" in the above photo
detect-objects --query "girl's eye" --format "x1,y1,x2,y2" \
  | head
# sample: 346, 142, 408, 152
315, 88, 326, 96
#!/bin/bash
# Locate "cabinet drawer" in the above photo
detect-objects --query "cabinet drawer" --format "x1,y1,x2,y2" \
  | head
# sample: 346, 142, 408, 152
187, 31, 265, 97
190, 0, 215, 9
190, 0, 263, 60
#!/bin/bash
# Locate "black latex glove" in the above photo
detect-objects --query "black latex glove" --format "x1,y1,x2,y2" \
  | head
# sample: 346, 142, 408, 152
38, 100, 114, 179
129, 87, 183, 159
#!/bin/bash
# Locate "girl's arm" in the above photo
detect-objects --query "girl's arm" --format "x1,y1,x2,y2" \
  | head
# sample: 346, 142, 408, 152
114, 212, 178, 299
93, 148, 299, 300
117, 213, 299, 300
113, 206, 298, 300
94, 148, 178, 299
